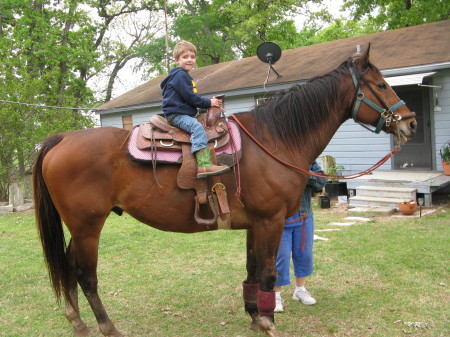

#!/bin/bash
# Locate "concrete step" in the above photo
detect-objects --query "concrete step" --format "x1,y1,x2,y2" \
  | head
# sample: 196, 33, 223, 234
347, 206, 396, 216
349, 195, 412, 209
355, 185, 416, 200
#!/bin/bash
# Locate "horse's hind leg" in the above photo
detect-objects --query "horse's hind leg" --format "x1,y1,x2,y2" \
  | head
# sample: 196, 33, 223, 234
70, 220, 123, 337
65, 240, 91, 336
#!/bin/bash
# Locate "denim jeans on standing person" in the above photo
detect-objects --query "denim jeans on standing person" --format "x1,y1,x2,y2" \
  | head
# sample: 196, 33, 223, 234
170, 114, 208, 153
275, 213, 314, 287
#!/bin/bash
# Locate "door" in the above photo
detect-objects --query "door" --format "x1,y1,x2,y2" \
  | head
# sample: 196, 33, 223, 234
392, 86, 432, 170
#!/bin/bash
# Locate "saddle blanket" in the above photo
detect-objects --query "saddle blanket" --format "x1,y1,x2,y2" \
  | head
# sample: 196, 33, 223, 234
128, 120, 242, 164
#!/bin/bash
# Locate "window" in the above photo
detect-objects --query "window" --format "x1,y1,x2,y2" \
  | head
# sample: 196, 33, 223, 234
255, 94, 273, 106
122, 115, 133, 130
255, 97, 268, 106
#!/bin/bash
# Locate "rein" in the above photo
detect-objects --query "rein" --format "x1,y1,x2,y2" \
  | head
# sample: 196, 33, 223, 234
230, 114, 398, 180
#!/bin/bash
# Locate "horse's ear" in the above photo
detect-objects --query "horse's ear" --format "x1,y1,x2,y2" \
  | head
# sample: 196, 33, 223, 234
352, 43, 371, 69
361, 43, 371, 65
356, 43, 371, 69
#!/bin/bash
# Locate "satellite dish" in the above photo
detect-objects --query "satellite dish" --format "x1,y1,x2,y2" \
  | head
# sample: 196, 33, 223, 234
256, 42, 283, 79
257, 42, 282, 64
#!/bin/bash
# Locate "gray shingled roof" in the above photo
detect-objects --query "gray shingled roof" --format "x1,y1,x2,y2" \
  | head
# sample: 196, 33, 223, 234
96, 20, 450, 112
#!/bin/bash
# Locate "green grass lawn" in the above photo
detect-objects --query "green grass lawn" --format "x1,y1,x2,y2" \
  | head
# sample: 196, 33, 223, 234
0, 199, 448, 337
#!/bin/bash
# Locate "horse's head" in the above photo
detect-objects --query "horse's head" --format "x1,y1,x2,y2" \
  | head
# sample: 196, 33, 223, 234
349, 44, 417, 144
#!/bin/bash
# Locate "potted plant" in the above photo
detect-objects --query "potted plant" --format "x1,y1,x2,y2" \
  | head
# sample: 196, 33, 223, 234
440, 142, 450, 176
398, 200, 417, 215
325, 164, 346, 199
321, 155, 347, 200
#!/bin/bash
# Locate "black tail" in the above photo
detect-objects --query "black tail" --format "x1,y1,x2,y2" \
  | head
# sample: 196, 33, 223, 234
32, 134, 69, 303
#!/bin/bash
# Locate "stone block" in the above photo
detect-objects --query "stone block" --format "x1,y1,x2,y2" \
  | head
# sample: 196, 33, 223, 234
0, 204, 14, 214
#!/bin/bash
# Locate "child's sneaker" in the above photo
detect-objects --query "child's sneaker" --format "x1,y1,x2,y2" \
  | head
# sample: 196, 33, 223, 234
274, 292, 284, 312
292, 287, 316, 305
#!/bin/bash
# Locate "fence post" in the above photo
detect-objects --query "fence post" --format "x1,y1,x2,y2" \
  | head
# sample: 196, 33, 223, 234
9, 182, 24, 207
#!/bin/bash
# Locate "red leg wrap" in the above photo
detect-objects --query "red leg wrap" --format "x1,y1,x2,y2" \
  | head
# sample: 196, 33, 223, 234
242, 281, 259, 305
257, 289, 275, 316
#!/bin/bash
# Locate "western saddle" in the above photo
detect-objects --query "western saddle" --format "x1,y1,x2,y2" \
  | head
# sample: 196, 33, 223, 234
135, 105, 234, 228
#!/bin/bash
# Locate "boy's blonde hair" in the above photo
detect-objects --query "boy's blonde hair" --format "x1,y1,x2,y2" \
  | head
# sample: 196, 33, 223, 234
173, 40, 197, 60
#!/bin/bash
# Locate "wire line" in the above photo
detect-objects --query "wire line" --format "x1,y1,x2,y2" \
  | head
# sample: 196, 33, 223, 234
0, 99, 96, 111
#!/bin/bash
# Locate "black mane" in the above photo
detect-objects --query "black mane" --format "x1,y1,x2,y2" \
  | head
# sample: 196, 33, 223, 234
250, 58, 353, 154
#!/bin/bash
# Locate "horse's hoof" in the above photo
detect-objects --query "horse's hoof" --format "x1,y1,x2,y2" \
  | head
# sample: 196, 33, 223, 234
264, 326, 282, 337
105, 330, 124, 337
108, 329, 124, 337
99, 324, 124, 337
250, 316, 284, 336
73, 325, 91, 337
250, 323, 260, 332
250, 325, 283, 337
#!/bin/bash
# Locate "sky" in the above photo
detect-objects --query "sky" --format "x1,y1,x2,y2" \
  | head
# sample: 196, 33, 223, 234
294, 0, 347, 28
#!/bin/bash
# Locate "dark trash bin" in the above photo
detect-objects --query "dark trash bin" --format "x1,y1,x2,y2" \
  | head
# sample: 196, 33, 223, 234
319, 195, 330, 209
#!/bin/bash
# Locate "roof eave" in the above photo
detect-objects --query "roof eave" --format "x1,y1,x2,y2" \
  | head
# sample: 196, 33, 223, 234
382, 62, 450, 77
94, 101, 162, 115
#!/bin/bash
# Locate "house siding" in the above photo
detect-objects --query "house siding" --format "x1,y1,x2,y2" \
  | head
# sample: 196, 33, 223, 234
223, 95, 256, 115
433, 69, 450, 171
99, 94, 258, 128
319, 121, 392, 174
100, 107, 161, 128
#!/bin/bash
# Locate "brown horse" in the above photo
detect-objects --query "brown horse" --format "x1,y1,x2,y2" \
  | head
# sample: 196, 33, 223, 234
33, 45, 416, 337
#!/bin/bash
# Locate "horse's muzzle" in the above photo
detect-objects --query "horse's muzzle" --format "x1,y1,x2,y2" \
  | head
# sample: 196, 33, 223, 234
398, 112, 417, 141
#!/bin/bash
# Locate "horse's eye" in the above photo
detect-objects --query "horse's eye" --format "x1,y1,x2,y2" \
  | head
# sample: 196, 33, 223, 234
377, 82, 387, 90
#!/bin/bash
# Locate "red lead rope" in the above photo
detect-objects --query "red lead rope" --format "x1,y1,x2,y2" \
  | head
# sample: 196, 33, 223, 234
230, 114, 399, 180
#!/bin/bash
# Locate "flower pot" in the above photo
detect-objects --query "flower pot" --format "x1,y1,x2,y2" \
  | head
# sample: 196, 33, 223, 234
398, 202, 417, 215
442, 162, 450, 176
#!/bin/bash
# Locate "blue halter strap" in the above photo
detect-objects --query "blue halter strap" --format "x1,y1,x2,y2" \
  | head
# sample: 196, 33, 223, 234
349, 65, 405, 134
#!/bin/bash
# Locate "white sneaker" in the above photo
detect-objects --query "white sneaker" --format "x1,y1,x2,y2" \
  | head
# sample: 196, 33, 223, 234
274, 292, 284, 312
292, 287, 316, 305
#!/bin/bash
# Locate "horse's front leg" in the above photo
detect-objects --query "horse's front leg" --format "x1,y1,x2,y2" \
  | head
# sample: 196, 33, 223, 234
243, 221, 284, 337
243, 229, 259, 324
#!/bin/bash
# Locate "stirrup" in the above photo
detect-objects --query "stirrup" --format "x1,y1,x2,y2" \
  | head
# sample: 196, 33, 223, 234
194, 195, 218, 225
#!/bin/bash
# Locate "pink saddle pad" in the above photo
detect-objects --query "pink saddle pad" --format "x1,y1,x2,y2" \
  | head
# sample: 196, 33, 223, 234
128, 120, 242, 164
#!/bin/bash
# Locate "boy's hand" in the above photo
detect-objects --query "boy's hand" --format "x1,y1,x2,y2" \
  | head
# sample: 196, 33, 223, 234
210, 97, 222, 108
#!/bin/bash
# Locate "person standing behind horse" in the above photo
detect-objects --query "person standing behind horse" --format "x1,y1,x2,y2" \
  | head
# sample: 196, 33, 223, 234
274, 160, 327, 312
160, 40, 229, 179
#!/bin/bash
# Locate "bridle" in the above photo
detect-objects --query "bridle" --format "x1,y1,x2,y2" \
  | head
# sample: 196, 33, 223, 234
349, 64, 415, 134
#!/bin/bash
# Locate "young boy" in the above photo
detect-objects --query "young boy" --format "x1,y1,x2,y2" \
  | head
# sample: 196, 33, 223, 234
160, 40, 229, 178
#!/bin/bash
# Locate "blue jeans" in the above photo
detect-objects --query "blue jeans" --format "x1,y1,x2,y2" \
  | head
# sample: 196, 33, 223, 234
275, 213, 314, 287
170, 114, 208, 153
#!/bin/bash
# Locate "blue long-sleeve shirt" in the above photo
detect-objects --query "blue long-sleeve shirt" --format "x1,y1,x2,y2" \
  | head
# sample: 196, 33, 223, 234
160, 67, 211, 118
